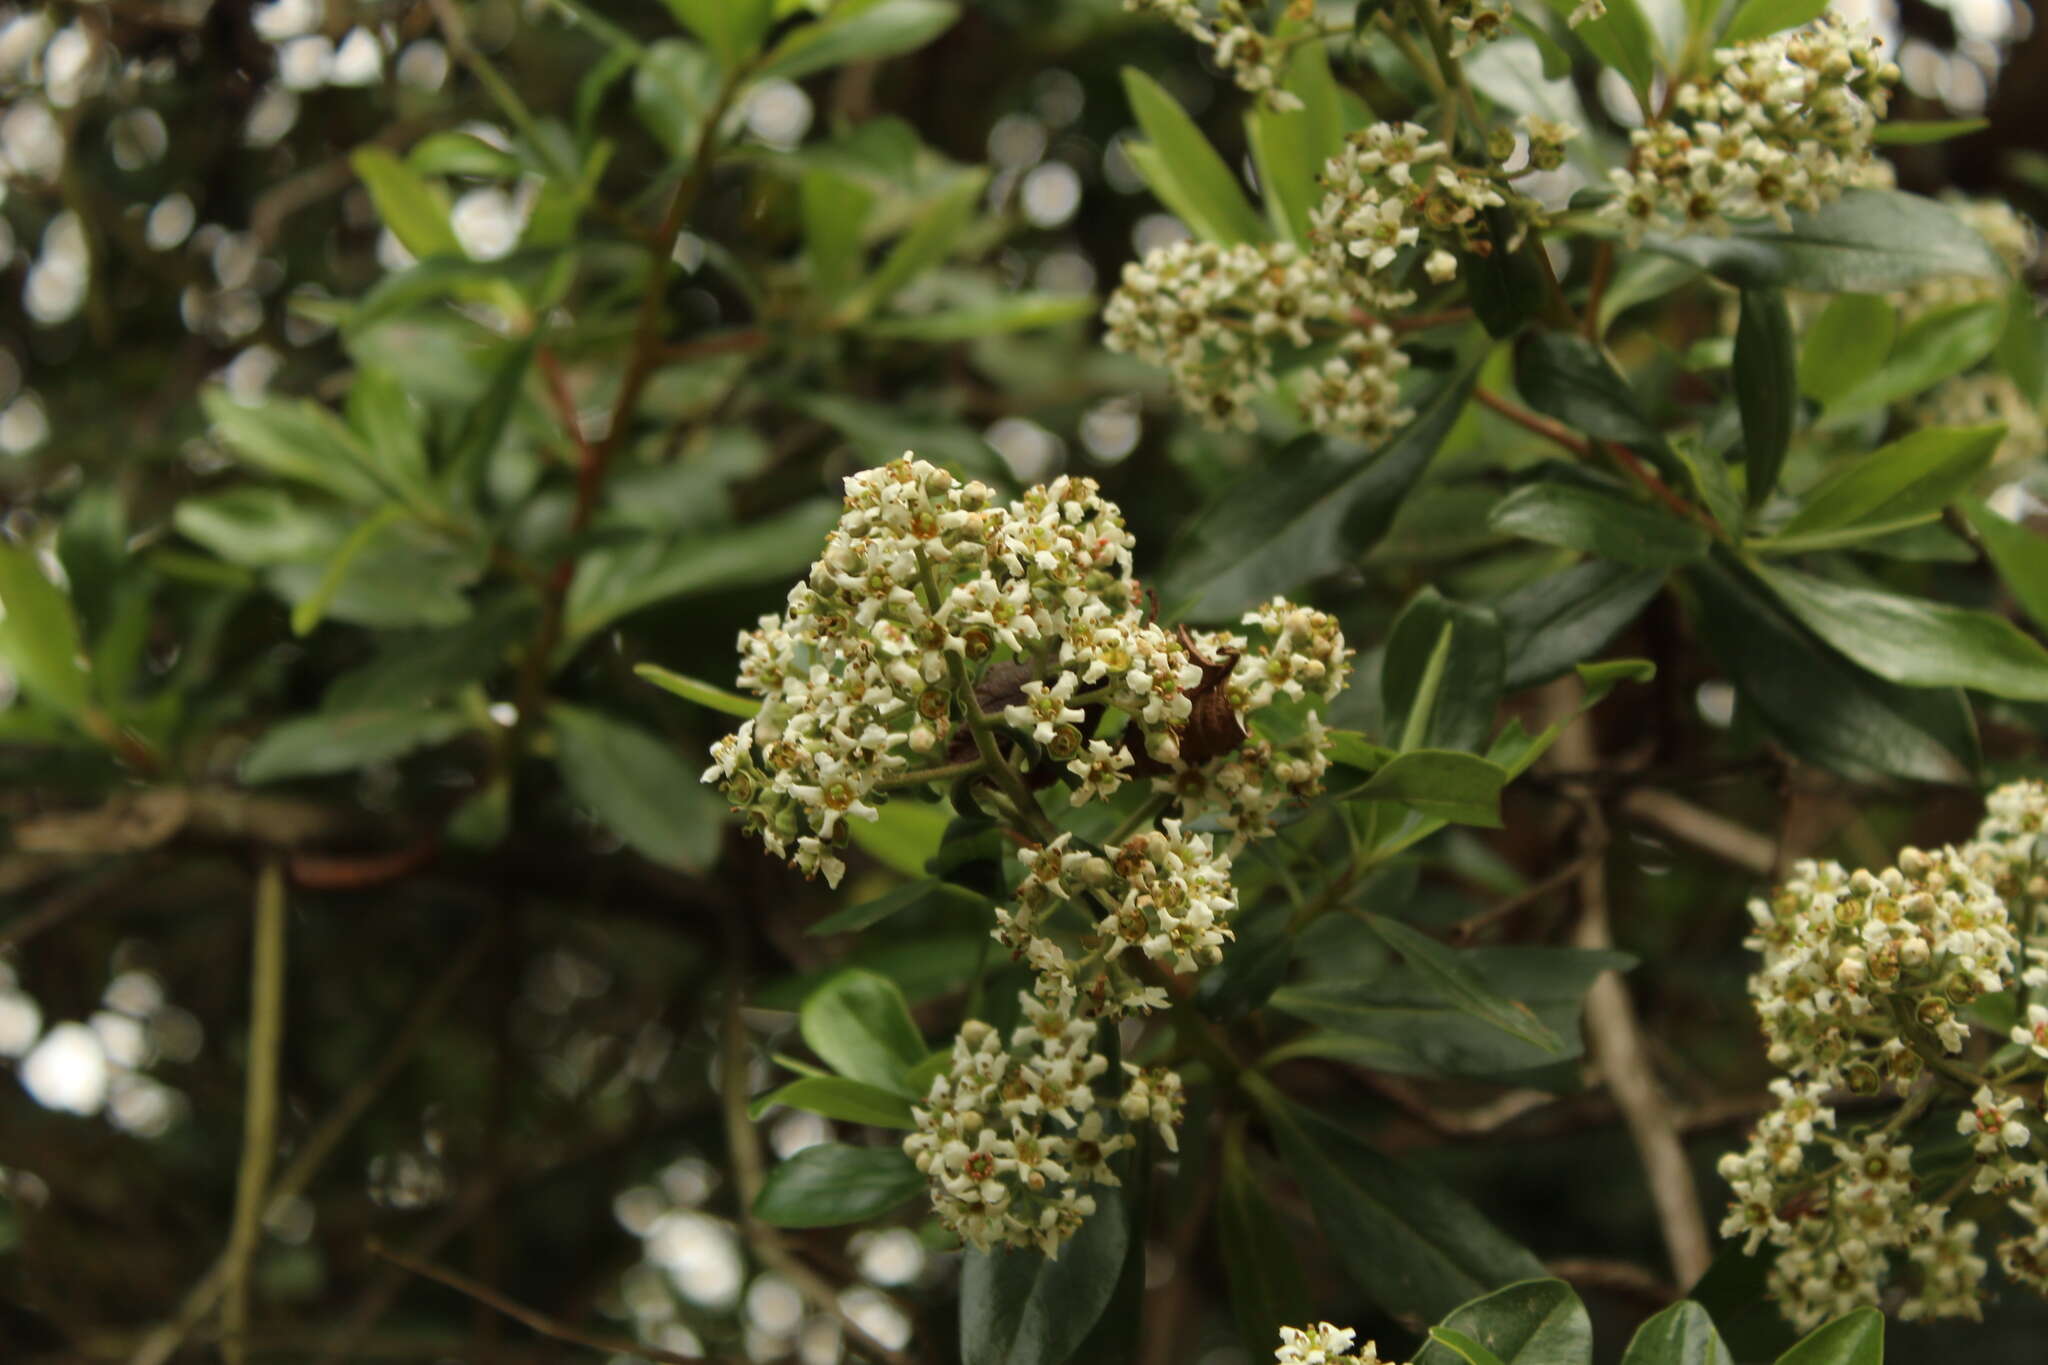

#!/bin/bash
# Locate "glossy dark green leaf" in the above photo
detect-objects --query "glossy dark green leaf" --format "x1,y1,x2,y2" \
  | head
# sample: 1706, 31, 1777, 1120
57, 485, 127, 637
1734, 287, 1796, 505
1352, 752, 1508, 828
1515, 332, 1676, 473
1820, 299, 2005, 418
1246, 1077, 1544, 1321
752, 1143, 925, 1227
1997, 281, 2044, 404
1383, 588, 1503, 751
1496, 561, 1665, 690
1411, 1279, 1592, 1365
1120, 67, 1266, 245
0, 542, 92, 722
1544, 0, 1657, 95
1161, 363, 1479, 620
1756, 564, 2048, 700
1720, 0, 1827, 43
1244, 16, 1345, 245
325, 597, 536, 713
1767, 424, 2002, 551
1428, 1327, 1508, 1365
1962, 498, 2048, 632
758, 0, 959, 82
1217, 1125, 1310, 1356
960, 1189, 1128, 1365
1270, 946, 1630, 1080
1461, 208, 1547, 339
1644, 190, 2007, 293
806, 877, 987, 936
1872, 118, 1988, 145
799, 968, 927, 1094
550, 703, 724, 873
1488, 483, 1708, 567
406, 130, 525, 178
632, 38, 720, 155
1355, 921, 1568, 1053
241, 709, 473, 783
1798, 294, 1894, 406
1685, 561, 1977, 783
1620, 1300, 1733, 1365
1196, 899, 1296, 1019
1773, 1308, 1882, 1365
750, 1075, 916, 1129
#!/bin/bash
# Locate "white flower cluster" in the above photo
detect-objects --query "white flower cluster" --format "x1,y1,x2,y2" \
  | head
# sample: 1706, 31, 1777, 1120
1123, 0, 1302, 110
1437, 0, 1604, 56
1103, 240, 1412, 438
1719, 782, 2048, 1330
1603, 14, 1897, 242
901, 985, 1180, 1256
1273, 1322, 1404, 1364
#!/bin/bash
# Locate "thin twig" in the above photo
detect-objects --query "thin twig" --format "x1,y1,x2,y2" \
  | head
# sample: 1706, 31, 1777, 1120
221, 858, 288, 1365
1450, 849, 1600, 943
1472, 386, 1590, 457
368, 1241, 718, 1364
1619, 788, 1775, 877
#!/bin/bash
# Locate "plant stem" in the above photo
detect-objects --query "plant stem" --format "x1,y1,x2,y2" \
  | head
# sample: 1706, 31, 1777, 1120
221, 857, 288, 1365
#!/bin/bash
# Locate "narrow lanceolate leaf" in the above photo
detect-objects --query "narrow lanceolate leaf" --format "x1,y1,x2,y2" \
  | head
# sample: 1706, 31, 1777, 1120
1820, 299, 2006, 419
1217, 1126, 1312, 1357
351, 147, 463, 260
1620, 1300, 1734, 1365
1120, 67, 1266, 245
658, 0, 773, 68
1773, 1307, 1882, 1365
1488, 483, 1709, 568
1645, 189, 2008, 293
241, 709, 472, 783
1720, 0, 1828, 44
1962, 498, 2048, 633
1245, 1076, 1545, 1321
201, 388, 386, 504
1873, 118, 1989, 145
1244, 15, 1346, 245
1496, 561, 1665, 690
799, 968, 927, 1095
1685, 562, 1978, 784
549, 704, 724, 873
750, 1075, 916, 1129
1382, 588, 1504, 752
1799, 294, 1894, 406
1756, 565, 2048, 701
960, 1187, 1128, 1365
634, 662, 761, 718
840, 171, 988, 320
0, 542, 92, 721
1544, 0, 1658, 96
757, 0, 959, 83
1515, 331, 1678, 475
1766, 424, 2003, 551
1352, 752, 1508, 828
752, 1143, 924, 1227
1734, 287, 1796, 506
1358, 914, 1565, 1053
1410, 1280, 1592, 1365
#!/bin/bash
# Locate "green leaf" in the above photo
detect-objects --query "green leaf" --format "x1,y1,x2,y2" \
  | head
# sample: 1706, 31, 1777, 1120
1382, 588, 1504, 751
1546, 0, 1658, 96
1820, 299, 2006, 418
800, 968, 926, 1094
752, 1143, 924, 1227
1962, 498, 2048, 633
326, 597, 537, 713
1773, 1308, 1882, 1365
1720, 0, 1827, 44
241, 709, 472, 783
406, 130, 525, 178
1217, 1125, 1311, 1357
1996, 281, 2044, 404
445, 336, 537, 505
1412, 1280, 1592, 1365
806, 877, 985, 936
1516, 331, 1677, 473
351, 147, 462, 260
1162, 362, 1480, 620
1766, 424, 2002, 550
1358, 914, 1565, 1053
633, 38, 722, 156
1496, 561, 1665, 690
264, 521, 479, 631
561, 500, 841, 652
1352, 752, 1508, 828
1244, 17, 1345, 245
1645, 190, 2008, 293
1270, 946, 1631, 1080
1872, 118, 1988, 145
758, 0, 959, 82
1120, 67, 1267, 245
1621, 1300, 1734, 1365
862, 293, 1096, 341
549, 704, 723, 873
1756, 564, 2048, 701
1734, 287, 1797, 505
201, 389, 386, 504
1244, 1076, 1544, 1321
658, 0, 772, 67
1488, 660, 1655, 779
751, 1076, 916, 1129
1799, 294, 1894, 406
840, 171, 989, 321
960, 1188, 1128, 1365
801, 168, 875, 302
1685, 561, 1977, 784
346, 368, 436, 511
0, 542, 92, 721
175, 488, 335, 567
291, 504, 406, 637
1488, 483, 1709, 567
635, 663, 761, 719
850, 797, 951, 877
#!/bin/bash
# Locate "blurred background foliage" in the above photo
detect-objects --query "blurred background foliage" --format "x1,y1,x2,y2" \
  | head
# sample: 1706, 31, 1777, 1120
0, 0, 2045, 1361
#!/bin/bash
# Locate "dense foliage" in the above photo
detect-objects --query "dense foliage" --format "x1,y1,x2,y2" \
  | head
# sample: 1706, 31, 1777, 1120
2, 0, 2047, 1362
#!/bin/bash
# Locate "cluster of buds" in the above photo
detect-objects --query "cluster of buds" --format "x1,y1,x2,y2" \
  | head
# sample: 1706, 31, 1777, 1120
1603, 14, 1897, 242
1273, 1323, 1405, 1364
1102, 240, 1412, 437
901, 985, 1178, 1256
1123, 0, 1302, 110
706, 456, 1351, 1014
1719, 782, 2048, 1330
